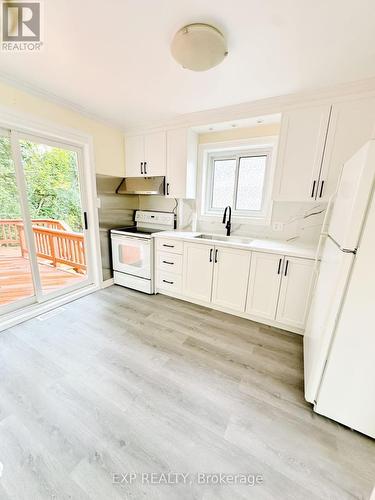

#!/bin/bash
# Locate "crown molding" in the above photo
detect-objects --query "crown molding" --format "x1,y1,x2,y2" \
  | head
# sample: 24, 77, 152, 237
0, 72, 124, 130
124, 77, 375, 135
1, 71, 375, 136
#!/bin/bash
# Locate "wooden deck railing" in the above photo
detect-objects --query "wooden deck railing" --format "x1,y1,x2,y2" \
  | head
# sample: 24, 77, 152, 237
0, 219, 86, 273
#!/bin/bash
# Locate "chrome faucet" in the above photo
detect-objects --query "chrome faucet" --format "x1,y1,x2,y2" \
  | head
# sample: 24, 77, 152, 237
222, 206, 232, 236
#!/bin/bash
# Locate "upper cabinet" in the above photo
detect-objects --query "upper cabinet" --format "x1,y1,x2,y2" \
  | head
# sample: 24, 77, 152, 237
273, 104, 331, 202
166, 128, 198, 199
125, 128, 197, 198
125, 131, 166, 177
273, 96, 375, 202
318, 96, 375, 201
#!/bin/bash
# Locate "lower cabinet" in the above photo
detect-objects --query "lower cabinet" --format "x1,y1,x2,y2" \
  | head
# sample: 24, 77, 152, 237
276, 256, 315, 329
182, 242, 214, 302
246, 252, 283, 319
246, 253, 315, 329
158, 239, 315, 333
211, 246, 251, 311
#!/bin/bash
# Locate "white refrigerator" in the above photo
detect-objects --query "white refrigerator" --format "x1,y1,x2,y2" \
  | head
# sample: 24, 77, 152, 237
304, 140, 375, 438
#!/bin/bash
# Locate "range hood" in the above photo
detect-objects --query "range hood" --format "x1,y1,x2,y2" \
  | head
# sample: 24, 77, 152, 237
116, 176, 165, 195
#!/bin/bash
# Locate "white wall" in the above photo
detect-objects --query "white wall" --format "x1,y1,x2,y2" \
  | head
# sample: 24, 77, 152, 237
0, 81, 125, 177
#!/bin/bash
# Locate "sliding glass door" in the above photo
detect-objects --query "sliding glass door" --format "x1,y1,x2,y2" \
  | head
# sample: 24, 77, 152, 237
0, 130, 93, 315
0, 129, 35, 309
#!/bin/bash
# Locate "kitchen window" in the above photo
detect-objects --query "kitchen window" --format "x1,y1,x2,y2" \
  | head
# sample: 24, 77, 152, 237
202, 143, 275, 223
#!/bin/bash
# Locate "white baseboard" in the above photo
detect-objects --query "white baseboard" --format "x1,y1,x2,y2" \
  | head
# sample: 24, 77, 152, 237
101, 278, 114, 288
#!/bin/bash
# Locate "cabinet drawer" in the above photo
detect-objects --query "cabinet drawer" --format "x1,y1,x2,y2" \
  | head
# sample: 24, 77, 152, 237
157, 272, 182, 293
157, 252, 183, 274
156, 238, 183, 254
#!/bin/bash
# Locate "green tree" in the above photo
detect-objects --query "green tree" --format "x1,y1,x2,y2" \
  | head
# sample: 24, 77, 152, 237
0, 138, 83, 232
0, 136, 21, 219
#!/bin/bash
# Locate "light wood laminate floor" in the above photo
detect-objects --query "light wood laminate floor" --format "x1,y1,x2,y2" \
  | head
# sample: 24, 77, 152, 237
0, 285, 374, 500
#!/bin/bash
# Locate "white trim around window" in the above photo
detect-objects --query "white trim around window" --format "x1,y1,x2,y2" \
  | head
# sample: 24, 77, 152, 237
197, 137, 278, 225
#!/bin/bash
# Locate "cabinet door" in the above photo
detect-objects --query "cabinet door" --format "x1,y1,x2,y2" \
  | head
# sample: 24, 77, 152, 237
182, 243, 214, 303
144, 131, 166, 176
273, 105, 331, 201
246, 252, 283, 320
211, 246, 251, 312
276, 257, 314, 329
166, 128, 197, 199
318, 97, 375, 201
125, 135, 144, 177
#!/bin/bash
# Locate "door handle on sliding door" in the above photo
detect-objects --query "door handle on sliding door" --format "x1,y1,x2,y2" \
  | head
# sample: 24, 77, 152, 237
83, 212, 88, 230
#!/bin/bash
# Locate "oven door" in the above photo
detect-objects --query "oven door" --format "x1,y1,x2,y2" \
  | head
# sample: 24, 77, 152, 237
111, 235, 151, 279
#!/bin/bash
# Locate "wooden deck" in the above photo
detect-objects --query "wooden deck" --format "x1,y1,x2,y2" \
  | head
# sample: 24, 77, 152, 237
0, 247, 85, 306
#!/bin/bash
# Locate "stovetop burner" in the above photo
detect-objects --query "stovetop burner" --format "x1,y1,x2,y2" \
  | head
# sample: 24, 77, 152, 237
111, 226, 164, 236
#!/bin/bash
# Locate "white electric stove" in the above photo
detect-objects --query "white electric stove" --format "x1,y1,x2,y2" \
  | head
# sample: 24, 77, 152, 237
110, 210, 175, 294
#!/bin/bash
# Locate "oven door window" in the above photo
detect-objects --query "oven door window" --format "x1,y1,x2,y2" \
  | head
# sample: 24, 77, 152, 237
119, 244, 144, 267
112, 236, 151, 279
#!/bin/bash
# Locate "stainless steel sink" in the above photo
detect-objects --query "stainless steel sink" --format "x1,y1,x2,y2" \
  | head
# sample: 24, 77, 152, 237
194, 234, 253, 245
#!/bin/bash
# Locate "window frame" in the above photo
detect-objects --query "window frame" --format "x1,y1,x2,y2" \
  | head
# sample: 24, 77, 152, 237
199, 137, 277, 225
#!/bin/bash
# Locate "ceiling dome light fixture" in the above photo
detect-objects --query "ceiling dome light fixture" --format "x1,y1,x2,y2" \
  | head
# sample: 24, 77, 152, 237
171, 23, 228, 72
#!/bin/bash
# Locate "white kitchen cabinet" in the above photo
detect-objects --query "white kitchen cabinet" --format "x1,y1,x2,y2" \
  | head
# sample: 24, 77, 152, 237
166, 128, 197, 199
317, 96, 375, 201
159, 239, 315, 333
144, 131, 166, 176
124, 135, 144, 177
182, 242, 214, 302
125, 131, 166, 177
246, 252, 283, 320
211, 246, 251, 312
273, 105, 331, 202
276, 256, 315, 329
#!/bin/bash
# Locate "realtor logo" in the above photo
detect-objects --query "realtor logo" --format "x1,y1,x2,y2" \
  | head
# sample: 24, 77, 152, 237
1, 1, 43, 51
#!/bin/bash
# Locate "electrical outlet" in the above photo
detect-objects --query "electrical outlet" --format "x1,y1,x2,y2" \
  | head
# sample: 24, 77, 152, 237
272, 222, 284, 232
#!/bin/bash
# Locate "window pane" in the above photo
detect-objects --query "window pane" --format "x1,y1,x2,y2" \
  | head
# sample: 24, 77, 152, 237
20, 139, 88, 297
211, 159, 236, 209
236, 156, 267, 211
0, 134, 35, 307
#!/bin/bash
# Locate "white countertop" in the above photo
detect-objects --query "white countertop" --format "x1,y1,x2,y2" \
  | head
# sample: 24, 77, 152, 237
153, 230, 318, 259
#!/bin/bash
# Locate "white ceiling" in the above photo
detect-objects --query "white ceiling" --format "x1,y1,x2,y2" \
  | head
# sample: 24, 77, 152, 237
1, 0, 375, 129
